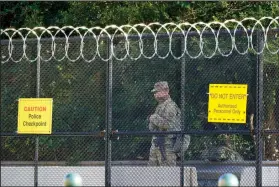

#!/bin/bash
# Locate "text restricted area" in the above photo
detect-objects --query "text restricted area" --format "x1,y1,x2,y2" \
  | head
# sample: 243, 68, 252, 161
208, 84, 248, 123
17, 98, 53, 134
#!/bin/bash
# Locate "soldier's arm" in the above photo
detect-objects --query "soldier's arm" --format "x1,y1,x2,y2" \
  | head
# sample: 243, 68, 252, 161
148, 121, 156, 131
149, 104, 177, 130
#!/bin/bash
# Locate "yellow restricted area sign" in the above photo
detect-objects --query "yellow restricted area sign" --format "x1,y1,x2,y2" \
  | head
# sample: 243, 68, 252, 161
18, 98, 53, 134
208, 84, 248, 123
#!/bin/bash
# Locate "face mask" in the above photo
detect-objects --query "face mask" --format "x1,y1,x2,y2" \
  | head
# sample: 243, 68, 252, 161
154, 91, 169, 102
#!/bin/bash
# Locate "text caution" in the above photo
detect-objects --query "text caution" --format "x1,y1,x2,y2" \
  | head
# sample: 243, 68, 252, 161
18, 98, 53, 134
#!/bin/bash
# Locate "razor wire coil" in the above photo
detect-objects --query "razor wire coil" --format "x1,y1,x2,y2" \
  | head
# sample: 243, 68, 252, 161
1, 16, 278, 63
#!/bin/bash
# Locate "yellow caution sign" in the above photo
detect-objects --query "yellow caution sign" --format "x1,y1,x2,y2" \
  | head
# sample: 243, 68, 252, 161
208, 84, 248, 123
18, 98, 53, 134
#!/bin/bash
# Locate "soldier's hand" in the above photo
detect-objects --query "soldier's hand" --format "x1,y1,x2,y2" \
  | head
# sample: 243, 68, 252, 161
148, 122, 155, 131
147, 114, 151, 122
149, 114, 157, 123
160, 125, 168, 131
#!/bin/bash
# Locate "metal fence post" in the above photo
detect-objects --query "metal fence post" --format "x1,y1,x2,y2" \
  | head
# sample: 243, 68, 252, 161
34, 41, 41, 187
105, 37, 113, 187
256, 30, 264, 187
180, 36, 186, 187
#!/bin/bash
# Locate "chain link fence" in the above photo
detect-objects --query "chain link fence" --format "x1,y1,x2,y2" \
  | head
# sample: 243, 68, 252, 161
1, 28, 279, 186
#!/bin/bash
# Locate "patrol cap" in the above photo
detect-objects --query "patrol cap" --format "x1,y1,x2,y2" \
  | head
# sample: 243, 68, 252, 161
151, 81, 169, 93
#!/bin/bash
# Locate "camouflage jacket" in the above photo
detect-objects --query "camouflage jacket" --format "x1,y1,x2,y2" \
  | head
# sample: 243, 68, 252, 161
149, 98, 181, 146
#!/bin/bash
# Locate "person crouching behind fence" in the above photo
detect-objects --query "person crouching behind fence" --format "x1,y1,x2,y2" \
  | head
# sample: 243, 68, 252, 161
148, 81, 181, 166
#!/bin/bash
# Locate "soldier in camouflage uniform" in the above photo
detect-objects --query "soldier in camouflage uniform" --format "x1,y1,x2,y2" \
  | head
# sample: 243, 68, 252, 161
148, 81, 181, 166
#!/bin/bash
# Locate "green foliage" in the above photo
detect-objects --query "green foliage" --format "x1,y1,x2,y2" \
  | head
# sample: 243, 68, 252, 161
2, 1, 278, 28
57, 2, 171, 27
1, 1, 69, 28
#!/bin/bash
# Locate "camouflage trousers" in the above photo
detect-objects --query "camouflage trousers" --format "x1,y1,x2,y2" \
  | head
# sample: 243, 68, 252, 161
148, 144, 177, 166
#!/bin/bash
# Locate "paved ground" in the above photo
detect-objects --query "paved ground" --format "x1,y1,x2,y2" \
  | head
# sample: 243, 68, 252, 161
1, 165, 278, 186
